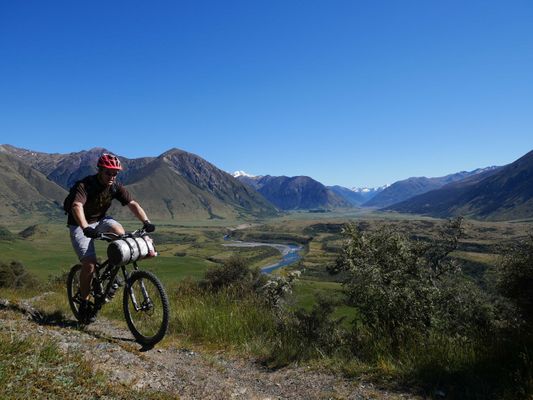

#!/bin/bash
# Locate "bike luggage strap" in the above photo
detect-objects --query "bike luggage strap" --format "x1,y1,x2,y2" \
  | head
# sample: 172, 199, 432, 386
124, 238, 136, 264
124, 235, 152, 263
138, 235, 152, 258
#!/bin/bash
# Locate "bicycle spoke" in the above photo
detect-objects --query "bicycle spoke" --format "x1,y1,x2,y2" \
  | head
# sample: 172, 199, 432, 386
123, 271, 169, 346
128, 279, 163, 336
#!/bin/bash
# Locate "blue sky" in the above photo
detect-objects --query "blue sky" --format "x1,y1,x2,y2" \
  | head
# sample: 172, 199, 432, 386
1, 1, 532, 188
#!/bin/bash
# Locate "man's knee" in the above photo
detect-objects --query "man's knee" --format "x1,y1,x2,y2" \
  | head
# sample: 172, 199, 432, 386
110, 223, 125, 235
81, 257, 97, 272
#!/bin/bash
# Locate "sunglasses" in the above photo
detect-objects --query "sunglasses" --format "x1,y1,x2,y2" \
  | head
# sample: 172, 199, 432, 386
103, 170, 119, 177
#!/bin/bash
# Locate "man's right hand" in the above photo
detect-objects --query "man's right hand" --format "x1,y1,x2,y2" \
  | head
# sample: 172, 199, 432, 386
83, 226, 98, 238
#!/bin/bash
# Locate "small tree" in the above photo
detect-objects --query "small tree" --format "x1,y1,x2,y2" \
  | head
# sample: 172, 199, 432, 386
0, 260, 38, 288
330, 218, 493, 347
334, 224, 435, 344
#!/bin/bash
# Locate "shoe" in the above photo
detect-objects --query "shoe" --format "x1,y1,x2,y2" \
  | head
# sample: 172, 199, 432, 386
78, 300, 97, 324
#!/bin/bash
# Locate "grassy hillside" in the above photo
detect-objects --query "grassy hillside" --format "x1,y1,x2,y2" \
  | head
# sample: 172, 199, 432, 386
386, 150, 533, 221
0, 153, 66, 222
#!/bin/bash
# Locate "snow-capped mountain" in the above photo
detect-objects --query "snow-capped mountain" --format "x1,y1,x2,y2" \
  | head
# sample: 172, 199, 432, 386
328, 185, 387, 206
233, 170, 256, 178
351, 185, 389, 193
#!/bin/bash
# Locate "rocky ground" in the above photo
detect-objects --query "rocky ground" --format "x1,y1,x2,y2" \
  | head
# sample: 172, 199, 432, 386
0, 294, 422, 400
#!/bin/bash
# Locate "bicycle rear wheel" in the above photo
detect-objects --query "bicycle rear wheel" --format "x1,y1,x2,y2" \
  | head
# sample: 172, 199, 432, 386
123, 270, 169, 347
67, 263, 101, 323
66, 264, 84, 321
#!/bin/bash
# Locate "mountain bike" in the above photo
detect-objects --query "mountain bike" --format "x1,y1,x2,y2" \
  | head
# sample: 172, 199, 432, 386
67, 227, 169, 347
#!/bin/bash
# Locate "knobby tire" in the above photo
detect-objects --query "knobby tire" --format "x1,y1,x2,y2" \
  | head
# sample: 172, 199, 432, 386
66, 264, 83, 321
123, 270, 169, 347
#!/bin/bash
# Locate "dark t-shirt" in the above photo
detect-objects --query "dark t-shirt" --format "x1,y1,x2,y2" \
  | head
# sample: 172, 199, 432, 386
67, 175, 133, 226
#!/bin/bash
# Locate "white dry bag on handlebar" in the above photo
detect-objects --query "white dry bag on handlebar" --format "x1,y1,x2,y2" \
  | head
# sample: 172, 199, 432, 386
107, 235, 157, 266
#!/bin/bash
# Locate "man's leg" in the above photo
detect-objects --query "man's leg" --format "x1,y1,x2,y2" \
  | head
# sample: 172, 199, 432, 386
80, 255, 97, 300
96, 217, 125, 236
95, 217, 125, 290
69, 224, 98, 322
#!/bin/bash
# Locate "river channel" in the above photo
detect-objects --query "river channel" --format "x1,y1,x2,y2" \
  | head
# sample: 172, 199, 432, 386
222, 241, 303, 274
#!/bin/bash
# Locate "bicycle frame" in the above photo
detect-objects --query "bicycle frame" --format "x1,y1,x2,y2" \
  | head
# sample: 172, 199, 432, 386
95, 259, 156, 313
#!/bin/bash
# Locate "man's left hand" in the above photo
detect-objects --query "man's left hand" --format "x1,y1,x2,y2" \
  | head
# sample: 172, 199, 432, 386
143, 220, 155, 233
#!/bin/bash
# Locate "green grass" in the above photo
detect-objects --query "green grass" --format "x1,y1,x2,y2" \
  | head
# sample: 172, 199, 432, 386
0, 314, 175, 399
167, 288, 278, 354
136, 255, 215, 283
0, 223, 224, 281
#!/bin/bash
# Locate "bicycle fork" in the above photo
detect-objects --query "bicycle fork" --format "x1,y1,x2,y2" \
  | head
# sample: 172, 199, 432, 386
126, 263, 153, 312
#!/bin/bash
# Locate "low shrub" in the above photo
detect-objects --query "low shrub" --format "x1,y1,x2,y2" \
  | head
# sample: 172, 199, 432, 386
258, 270, 300, 311
495, 234, 533, 326
0, 226, 16, 241
199, 255, 265, 295
270, 297, 346, 366
0, 260, 39, 289
199, 255, 300, 311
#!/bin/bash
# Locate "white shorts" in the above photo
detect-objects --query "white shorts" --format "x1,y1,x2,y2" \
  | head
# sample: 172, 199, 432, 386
69, 217, 122, 261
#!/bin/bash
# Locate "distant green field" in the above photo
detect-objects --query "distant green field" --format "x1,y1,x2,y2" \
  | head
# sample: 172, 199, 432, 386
0, 221, 283, 283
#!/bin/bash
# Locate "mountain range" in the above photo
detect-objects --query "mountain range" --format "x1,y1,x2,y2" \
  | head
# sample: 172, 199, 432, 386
0, 145, 276, 221
385, 150, 533, 221
364, 167, 501, 208
327, 185, 385, 206
1, 144, 532, 221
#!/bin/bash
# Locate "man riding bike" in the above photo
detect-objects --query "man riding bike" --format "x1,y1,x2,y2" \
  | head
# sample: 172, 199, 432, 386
66, 153, 155, 323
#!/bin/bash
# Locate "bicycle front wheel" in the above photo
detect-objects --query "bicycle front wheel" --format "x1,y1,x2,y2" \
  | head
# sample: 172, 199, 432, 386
123, 270, 169, 347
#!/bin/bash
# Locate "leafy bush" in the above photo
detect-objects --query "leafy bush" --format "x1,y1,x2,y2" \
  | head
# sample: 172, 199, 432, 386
199, 255, 300, 312
270, 297, 346, 365
0, 226, 16, 242
0, 260, 38, 289
496, 234, 533, 326
200, 255, 264, 295
331, 218, 495, 347
431, 276, 498, 337
258, 270, 300, 311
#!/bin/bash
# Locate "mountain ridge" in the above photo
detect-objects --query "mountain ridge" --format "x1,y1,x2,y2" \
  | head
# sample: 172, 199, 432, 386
2, 144, 533, 221
385, 151, 533, 220
364, 167, 501, 208
0, 145, 277, 221
235, 174, 351, 210
0, 152, 67, 220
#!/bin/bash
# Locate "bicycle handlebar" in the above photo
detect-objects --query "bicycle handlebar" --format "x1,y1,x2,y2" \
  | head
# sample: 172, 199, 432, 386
96, 227, 150, 242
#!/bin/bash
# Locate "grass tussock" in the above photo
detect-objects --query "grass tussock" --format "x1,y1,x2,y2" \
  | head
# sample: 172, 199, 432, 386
0, 330, 175, 400
169, 288, 278, 353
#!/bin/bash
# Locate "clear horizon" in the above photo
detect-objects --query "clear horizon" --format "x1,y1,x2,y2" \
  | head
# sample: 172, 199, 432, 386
1, 1, 532, 187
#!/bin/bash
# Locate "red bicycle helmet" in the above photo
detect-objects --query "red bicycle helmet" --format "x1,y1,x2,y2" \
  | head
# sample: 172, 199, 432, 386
97, 153, 123, 170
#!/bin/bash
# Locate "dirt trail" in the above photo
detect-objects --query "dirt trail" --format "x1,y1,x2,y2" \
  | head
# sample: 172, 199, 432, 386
0, 295, 420, 400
